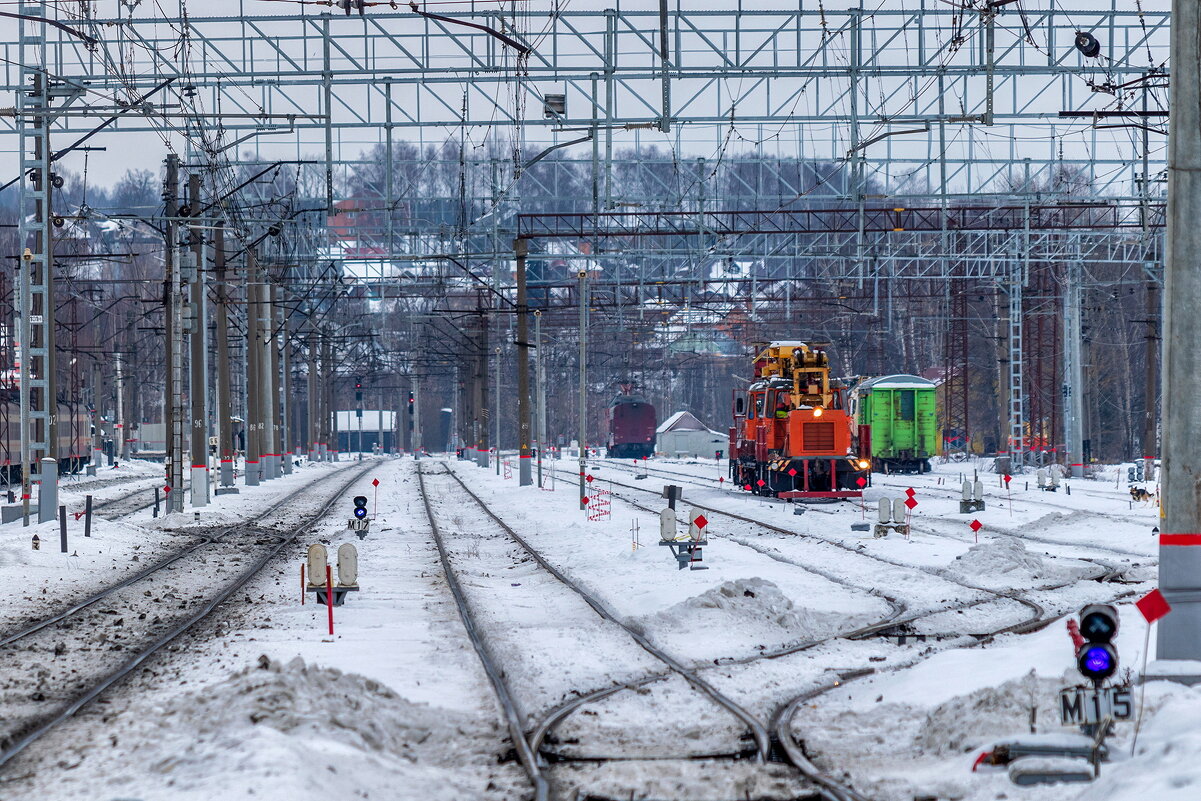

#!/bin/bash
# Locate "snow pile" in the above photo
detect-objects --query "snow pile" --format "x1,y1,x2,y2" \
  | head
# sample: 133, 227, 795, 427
632, 577, 849, 660
947, 536, 1090, 584
51, 656, 519, 800
915, 669, 1066, 756
1087, 683, 1201, 801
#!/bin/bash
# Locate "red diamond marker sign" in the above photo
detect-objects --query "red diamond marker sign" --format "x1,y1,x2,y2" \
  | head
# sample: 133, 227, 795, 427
969, 519, 983, 533
586, 474, 594, 483
693, 514, 708, 530
581, 496, 589, 505
757, 479, 766, 487
788, 468, 798, 477
744, 484, 752, 491
718, 477, 725, 484
163, 485, 172, 494
904, 496, 918, 510
856, 476, 867, 488
905, 487, 916, 498
372, 478, 380, 487
1136, 588, 1172, 624
1003, 474, 1012, 485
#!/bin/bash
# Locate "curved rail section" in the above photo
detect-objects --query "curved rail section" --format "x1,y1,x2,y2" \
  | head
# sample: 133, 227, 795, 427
0, 460, 376, 771
584, 462, 1144, 798
434, 464, 774, 763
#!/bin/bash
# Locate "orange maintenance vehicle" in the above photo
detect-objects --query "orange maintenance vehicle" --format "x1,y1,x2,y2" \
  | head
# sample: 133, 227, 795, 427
729, 341, 871, 499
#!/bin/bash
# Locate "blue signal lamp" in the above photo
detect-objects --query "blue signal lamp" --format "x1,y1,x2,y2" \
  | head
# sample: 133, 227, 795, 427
1076, 643, 1118, 682
353, 506, 368, 519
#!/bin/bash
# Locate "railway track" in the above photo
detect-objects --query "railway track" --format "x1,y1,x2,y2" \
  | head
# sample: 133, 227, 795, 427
451, 461, 1090, 801
419, 463, 827, 801
566, 460, 1052, 635
434, 459, 1105, 801
594, 456, 1146, 570
0, 460, 376, 771
545, 460, 1145, 798
870, 478, 1155, 558
87, 477, 185, 518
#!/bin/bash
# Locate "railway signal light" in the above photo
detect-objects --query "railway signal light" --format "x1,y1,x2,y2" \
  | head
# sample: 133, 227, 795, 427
352, 495, 368, 520
1075, 604, 1119, 684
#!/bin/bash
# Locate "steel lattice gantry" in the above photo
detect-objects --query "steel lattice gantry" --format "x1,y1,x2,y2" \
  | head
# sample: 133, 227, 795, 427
0, 4, 1171, 480
0, 4, 1170, 199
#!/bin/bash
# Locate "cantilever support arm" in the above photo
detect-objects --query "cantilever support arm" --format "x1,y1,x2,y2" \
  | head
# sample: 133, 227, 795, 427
407, 3, 532, 57
524, 133, 593, 170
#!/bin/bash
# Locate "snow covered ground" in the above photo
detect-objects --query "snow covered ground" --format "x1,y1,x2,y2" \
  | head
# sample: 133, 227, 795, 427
0, 452, 1195, 801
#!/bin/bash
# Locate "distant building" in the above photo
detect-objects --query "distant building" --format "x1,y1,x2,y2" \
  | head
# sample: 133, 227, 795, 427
657, 411, 727, 458
335, 410, 397, 453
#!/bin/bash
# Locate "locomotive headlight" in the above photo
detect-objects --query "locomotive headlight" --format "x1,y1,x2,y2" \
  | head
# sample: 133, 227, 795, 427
858, 460, 869, 470
812, 406, 824, 418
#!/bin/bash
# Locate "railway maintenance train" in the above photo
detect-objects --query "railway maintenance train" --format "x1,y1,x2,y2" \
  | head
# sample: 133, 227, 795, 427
854, 374, 938, 473
729, 342, 870, 499
606, 384, 657, 459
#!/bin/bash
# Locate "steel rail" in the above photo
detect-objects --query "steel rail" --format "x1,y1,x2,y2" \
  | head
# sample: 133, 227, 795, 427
0, 460, 376, 770
415, 464, 550, 801
432, 464, 773, 763
541, 459, 1141, 799
579, 467, 1069, 647
576, 460, 1050, 633
872, 479, 1155, 557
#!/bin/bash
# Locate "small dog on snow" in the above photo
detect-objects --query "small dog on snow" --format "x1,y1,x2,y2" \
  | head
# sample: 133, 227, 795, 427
1130, 486, 1155, 503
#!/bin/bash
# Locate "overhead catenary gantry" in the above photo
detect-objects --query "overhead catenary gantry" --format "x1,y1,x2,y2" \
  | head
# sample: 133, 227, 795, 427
0, 2, 1171, 503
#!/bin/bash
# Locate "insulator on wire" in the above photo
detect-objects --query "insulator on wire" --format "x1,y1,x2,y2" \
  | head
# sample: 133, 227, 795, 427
1074, 31, 1101, 58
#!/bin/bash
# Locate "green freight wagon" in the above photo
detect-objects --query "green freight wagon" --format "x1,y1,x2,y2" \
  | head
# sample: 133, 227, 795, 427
856, 374, 938, 473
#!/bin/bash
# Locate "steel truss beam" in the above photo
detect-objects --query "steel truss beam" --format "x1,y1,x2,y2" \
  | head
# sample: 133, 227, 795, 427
0, 6, 1170, 197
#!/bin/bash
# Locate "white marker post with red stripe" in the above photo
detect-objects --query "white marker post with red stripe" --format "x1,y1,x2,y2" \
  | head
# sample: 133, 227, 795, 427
1158, 0, 1201, 673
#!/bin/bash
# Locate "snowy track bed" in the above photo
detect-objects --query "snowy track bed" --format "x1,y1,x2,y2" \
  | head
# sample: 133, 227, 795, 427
429, 463, 822, 800
0, 459, 531, 801
568, 458, 1163, 800
0, 460, 374, 772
